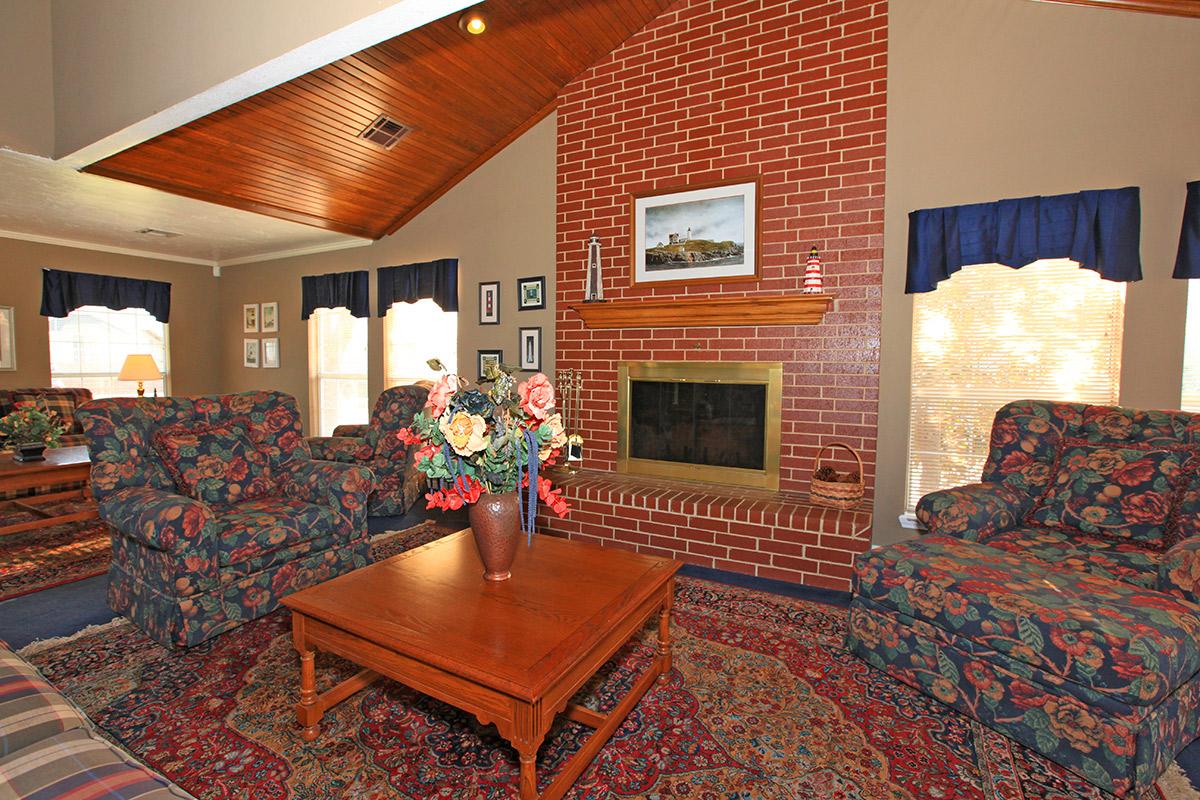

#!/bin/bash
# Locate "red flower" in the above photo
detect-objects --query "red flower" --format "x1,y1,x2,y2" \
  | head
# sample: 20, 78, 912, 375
396, 427, 423, 446
1113, 459, 1156, 486
999, 451, 1031, 473
412, 443, 439, 466
537, 476, 570, 517
1120, 492, 1170, 524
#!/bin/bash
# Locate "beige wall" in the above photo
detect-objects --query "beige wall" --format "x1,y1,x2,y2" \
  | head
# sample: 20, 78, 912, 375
0, 237, 221, 395
218, 114, 557, 433
875, 0, 1200, 544
0, 0, 54, 156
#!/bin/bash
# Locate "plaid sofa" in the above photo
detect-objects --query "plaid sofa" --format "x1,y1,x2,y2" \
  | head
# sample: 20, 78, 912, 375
307, 383, 429, 516
847, 401, 1200, 797
0, 642, 194, 798
77, 391, 374, 649
0, 387, 92, 449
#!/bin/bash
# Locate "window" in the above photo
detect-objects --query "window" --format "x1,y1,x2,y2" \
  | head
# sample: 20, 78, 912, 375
383, 299, 457, 387
49, 306, 169, 398
308, 307, 368, 437
1180, 282, 1200, 412
906, 259, 1125, 512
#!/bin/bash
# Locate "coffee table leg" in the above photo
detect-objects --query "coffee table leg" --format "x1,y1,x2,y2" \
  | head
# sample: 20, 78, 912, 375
297, 648, 322, 741
518, 751, 538, 799
657, 577, 674, 683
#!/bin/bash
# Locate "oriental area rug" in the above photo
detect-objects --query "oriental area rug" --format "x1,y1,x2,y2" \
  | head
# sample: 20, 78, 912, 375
20, 555, 1197, 799
0, 502, 109, 600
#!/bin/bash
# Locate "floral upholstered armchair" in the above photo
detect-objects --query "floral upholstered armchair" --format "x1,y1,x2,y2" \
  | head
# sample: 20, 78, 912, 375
77, 391, 373, 648
307, 383, 429, 516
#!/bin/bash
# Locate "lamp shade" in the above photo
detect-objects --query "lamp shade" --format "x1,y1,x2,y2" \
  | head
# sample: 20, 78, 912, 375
118, 354, 161, 381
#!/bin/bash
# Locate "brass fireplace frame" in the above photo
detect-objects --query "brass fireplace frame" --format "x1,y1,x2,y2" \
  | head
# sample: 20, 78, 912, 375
616, 361, 783, 490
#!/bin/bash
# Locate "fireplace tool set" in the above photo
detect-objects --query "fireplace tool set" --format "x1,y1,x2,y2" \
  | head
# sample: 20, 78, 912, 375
555, 369, 585, 469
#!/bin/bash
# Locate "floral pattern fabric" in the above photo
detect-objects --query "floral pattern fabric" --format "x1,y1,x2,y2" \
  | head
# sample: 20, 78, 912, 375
153, 419, 276, 505
78, 391, 373, 648
1030, 441, 1187, 548
916, 482, 1033, 540
848, 534, 1200, 796
305, 384, 429, 516
981, 527, 1161, 589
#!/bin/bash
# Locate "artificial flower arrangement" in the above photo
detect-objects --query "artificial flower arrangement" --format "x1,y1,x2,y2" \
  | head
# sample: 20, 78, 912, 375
0, 402, 66, 448
397, 360, 570, 531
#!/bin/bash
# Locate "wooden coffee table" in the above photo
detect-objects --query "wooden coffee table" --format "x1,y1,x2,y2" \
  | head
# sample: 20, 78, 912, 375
282, 530, 680, 800
0, 445, 97, 537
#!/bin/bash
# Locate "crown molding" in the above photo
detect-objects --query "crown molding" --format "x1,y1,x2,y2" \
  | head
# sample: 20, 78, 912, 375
216, 237, 372, 267
0, 229, 215, 266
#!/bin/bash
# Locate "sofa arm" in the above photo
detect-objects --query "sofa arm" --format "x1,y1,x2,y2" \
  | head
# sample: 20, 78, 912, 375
331, 423, 370, 439
283, 460, 374, 533
914, 481, 1033, 541
99, 486, 217, 557
1158, 537, 1200, 605
307, 435, 371, 463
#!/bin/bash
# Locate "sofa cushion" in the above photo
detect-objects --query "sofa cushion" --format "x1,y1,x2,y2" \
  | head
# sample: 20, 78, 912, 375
853, 535, 1200, 707
0, 647, 86, 758
154, 419, 276, 506
980, 526, 1162, 588
0, 728, 191, 799
212, 496, 338, 569
13, 392, 79, 435
1030, 440, 1188, 549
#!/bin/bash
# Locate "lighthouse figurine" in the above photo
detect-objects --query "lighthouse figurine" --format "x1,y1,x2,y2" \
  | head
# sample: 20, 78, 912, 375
802, 246, 824, 293
585, 233, 605, 302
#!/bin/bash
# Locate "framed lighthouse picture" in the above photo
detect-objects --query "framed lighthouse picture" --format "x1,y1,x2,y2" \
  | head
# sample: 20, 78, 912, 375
630, 178, 760, 288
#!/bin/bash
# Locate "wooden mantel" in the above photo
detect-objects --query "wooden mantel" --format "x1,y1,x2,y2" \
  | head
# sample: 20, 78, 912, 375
569, 294, 834, 329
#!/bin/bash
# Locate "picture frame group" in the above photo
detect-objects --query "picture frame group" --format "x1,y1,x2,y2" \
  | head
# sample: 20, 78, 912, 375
477, 276, 548, 324
0, 306, 14, 371
243, 301, 280, 368
243, 302, 279, 333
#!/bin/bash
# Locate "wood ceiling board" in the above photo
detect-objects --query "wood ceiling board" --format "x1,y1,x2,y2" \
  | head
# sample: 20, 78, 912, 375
1033, 0, 1200, 15
86, 0, 677, 239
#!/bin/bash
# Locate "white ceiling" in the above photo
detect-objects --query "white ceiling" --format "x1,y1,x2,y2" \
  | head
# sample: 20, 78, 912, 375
0, 148, 370, 266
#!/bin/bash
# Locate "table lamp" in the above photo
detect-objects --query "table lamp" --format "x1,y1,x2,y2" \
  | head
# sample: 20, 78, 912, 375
118, 354, 161, 397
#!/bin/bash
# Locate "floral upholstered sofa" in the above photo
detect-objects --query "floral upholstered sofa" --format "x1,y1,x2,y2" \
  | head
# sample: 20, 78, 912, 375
77, 391, 373, 649
307, 383, 429, 516
847, 400, 1200, 797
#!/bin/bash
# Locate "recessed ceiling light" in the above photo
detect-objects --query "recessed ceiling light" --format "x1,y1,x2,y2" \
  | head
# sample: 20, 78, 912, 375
136, 228, 181, 238
458, 9, 487, 35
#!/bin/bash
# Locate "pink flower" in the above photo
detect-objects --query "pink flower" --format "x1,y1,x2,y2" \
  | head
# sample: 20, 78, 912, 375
518, 373, 555, 421
426, 374, 459, 417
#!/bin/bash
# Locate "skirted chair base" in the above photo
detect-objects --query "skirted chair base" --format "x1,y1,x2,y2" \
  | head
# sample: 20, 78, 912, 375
847, 535, 1200, 797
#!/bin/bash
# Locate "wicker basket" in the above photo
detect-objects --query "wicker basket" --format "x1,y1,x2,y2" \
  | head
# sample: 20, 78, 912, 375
809, 442, 865, 509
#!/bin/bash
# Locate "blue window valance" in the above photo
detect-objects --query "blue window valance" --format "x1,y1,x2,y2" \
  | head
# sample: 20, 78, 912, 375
40, 268, 171, 323
377, 259, 459, 315
1173, 181, 1200, 279
300, 270, 369, 320
906, 187, 1142, 293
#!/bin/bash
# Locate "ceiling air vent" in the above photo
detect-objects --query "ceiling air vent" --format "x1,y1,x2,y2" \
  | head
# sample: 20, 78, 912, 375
358, 115, 410, 150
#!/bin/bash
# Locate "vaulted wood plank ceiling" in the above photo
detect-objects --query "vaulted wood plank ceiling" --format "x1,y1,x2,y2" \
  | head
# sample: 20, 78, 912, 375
84, 0, 674, 240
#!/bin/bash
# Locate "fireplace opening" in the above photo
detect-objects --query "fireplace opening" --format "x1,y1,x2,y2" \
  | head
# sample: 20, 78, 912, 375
617, 361, 782, 490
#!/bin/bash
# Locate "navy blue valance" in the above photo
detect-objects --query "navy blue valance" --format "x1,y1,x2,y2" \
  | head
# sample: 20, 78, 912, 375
377, 259, 459, 315
906, 187, 1142, 293
1173, 181, 1200, 279
300, 270, 369, 320
40, 268, 171, 323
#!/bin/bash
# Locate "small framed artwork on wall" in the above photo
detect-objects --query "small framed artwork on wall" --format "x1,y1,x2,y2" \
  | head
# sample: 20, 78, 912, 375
477, 349, 503, 381
479, 281, 500, 325
518, 327, 541, 372
262, 338, 280, 368
243, 303, 259, 333
0, 306, 14, 371
261, 302, 279, 333
244, 338, 260, 368
517, 276, 546, 310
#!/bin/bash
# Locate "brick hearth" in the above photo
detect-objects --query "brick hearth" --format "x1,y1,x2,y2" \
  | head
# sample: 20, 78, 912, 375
548, 0, 886, 590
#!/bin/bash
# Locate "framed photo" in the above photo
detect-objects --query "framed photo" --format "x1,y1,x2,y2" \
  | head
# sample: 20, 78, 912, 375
243, 338, 260, 368
243, 303, 259, 333
262, 337, 280, 368
477, 349, 503, 381
518, 327, 541, 372
517, 276, 546, 310
261, 302, 279, 333
630, 177, 760, 288
478, 281, 500, 325
0, 306, 14, 371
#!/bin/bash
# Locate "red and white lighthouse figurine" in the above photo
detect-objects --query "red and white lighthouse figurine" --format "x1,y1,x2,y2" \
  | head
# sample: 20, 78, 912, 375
802, 246, 824, 293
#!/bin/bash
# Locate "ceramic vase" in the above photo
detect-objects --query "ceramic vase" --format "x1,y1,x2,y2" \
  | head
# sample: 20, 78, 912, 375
468, 491, 521, 581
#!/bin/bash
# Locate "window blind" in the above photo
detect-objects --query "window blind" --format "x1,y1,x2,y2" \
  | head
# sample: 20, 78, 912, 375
49, 306, 169, 398
906, 259, 1125, 512
383, 299, 458, 388
308, 307, 368, 437
1181, 282, 1200, 412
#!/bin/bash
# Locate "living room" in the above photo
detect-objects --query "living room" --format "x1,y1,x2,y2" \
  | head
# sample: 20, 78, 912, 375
1, 0, 1199, 797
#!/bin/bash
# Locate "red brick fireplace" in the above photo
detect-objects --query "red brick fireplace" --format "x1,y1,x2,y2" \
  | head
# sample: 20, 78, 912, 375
543, 0, 886, 591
